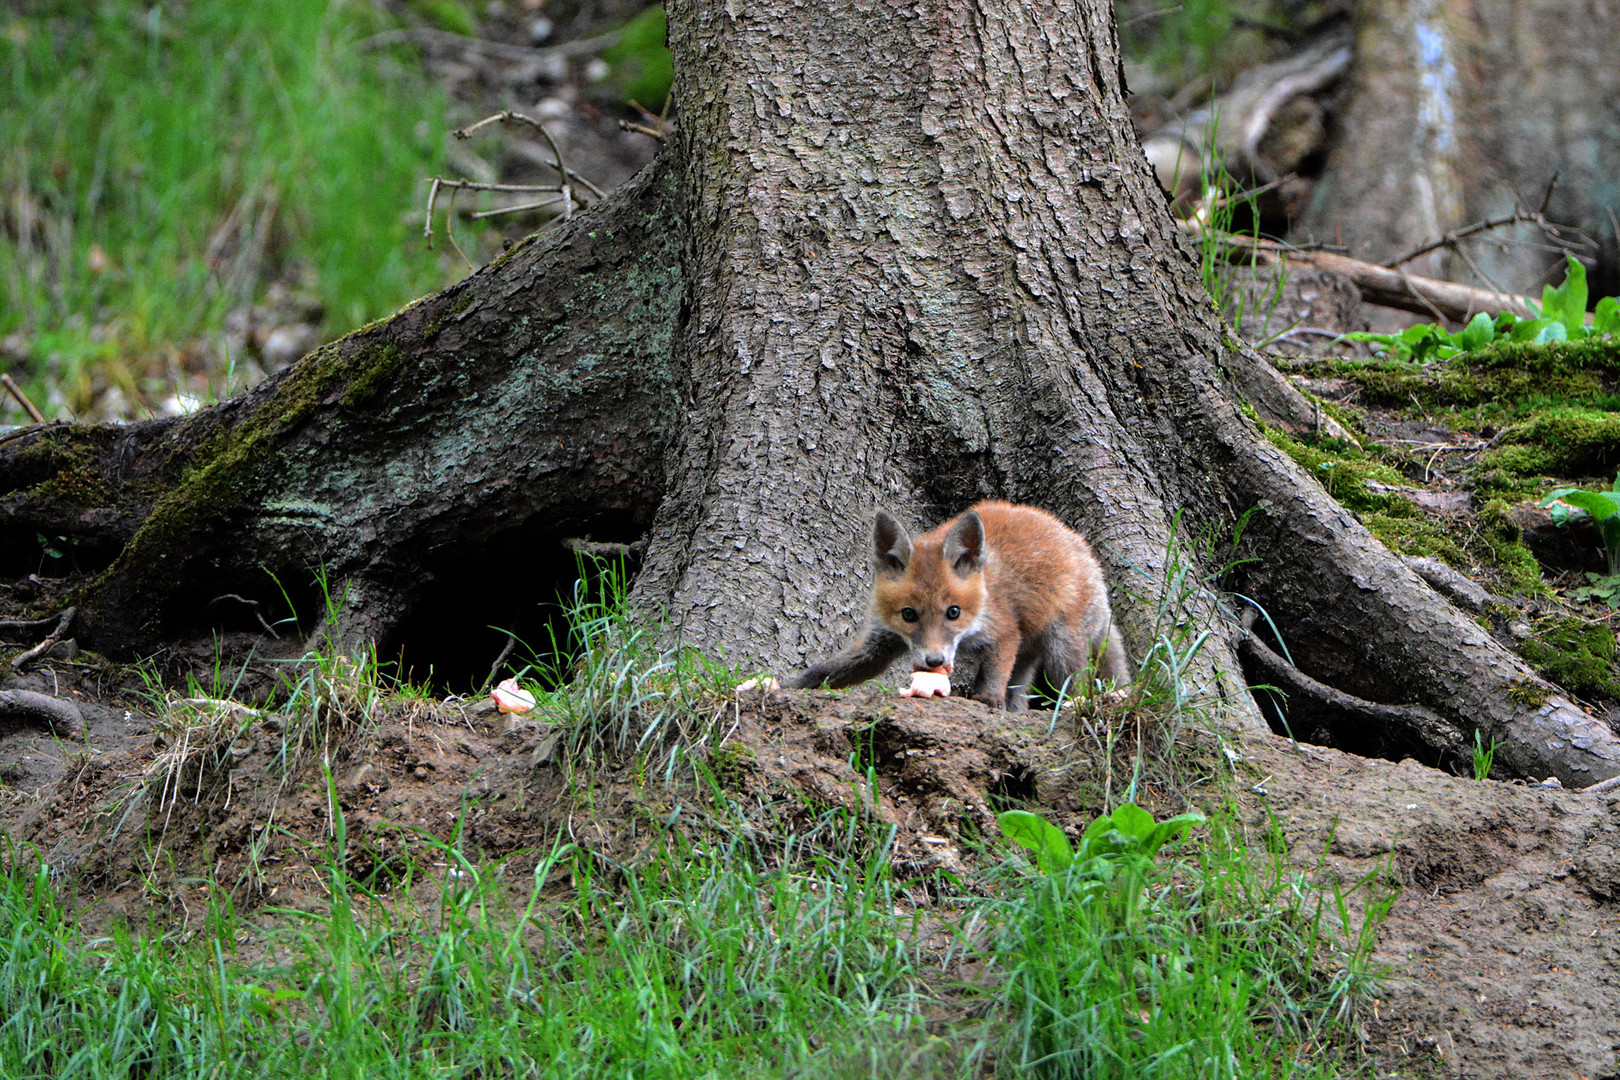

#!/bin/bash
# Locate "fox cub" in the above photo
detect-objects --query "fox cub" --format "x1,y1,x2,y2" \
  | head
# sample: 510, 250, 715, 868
791, 501, 1129, 709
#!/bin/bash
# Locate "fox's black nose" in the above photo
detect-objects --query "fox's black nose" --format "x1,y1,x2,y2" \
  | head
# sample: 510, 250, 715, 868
924, 653, 946, 669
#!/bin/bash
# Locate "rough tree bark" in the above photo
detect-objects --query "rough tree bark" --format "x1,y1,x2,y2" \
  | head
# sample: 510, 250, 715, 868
2, 0, 1617, 786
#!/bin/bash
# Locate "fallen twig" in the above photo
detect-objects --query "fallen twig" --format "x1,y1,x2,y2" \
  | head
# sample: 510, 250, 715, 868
1383, 177, 1592, 272
1189, 224, 1547, 323
618, 97, 673, 143
11, 607, 75, 671
487, 633, 517, 685
1, 374, 45, 424
562, 537, 649, 559
207, 593, 281, 639
360, 25, 624, 64
456, 110, 605, 201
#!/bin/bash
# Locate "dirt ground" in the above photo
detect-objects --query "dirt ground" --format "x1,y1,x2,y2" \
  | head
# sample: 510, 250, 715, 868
2, 650, 1618, 1080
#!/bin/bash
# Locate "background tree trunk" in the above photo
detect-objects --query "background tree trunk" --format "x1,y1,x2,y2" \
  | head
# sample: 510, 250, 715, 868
1298, 0, 1620, 297
2, 0, 1618, 785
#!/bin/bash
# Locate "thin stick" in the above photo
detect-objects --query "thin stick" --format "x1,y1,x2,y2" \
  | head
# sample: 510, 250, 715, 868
488, 633, 518, 684
1538, 172, 1560, 216
424, 178, 573, 195
470, 196, 568, 219
445, 186, 473, 271
360, 25, 625, 63
207, 593, 281, 639
1382, 175, 1588, 272
423, 176, 442, 248
455, 111, 605, 201
11, 607, 75, 672
1, 374, 45, 424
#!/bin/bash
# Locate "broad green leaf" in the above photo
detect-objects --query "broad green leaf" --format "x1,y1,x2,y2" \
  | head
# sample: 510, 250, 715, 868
1596, 296, 1619, 335
998, 809, 1074, 871
1533, 320, 1568, 345
1510, 317, 1553, 341
1453, 311, 1496, 351
1145, 812, 1207, 855
1548, 490, 1620, 523
1111, 803, 1157, 843
1543, 255, 1588, 332
1078, 814, 1119, 858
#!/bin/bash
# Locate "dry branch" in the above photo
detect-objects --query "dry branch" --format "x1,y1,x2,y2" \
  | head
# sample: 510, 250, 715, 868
0, 375, 45, 424
1195, 226, 1544, 323
11, 607, 75, 672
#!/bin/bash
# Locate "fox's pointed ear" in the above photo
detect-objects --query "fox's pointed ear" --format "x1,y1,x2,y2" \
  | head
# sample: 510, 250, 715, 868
943, 510, 986, 575
872, 510, 912, 574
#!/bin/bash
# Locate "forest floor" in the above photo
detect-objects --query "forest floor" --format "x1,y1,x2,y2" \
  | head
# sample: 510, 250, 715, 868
2, 570, 1619, 1078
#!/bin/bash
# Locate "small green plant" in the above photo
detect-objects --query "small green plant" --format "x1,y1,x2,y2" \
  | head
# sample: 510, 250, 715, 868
522, 554, 741, 782
1347, 255, 1620, 364
1542, 474, 1620, 576
999, 803, 1204, 876
1472, 729, 1499, 781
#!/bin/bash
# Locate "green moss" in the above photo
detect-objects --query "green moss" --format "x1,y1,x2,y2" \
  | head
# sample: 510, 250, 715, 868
1310, 336, 1620, 420
96, 329, 409, 607
1360, 511, 1463, 561
1505, 679, 1551, 707
1262, 417, 1549, 592
20, 434, 111, 509
1470, 335, 1620, 375
1484, 408, 1620, 479
1260, 425, 1410, 516
1474, 499, 1545, 595
1516, 616, 1620, 701
340, 342, 403, 408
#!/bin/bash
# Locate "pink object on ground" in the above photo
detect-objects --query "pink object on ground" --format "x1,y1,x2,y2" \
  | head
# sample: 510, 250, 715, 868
492, 677, 536, 714
901, 669, 952, 698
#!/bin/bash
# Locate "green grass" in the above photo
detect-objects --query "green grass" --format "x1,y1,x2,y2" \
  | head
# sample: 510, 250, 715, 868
0, 785, 1389, 1079
1, 0, 457, 417
995, 811, 1389, 1078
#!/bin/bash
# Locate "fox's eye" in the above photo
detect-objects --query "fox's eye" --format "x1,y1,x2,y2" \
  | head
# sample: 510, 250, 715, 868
900, 607, 919, 623
945, 605, 961, 621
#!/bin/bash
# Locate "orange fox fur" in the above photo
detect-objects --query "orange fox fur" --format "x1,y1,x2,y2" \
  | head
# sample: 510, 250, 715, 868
791, 501, 1130, 709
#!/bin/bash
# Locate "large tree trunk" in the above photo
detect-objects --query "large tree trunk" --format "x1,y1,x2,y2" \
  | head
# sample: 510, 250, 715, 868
2, 0, 1618, 786
1298, 0, 1620, 297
